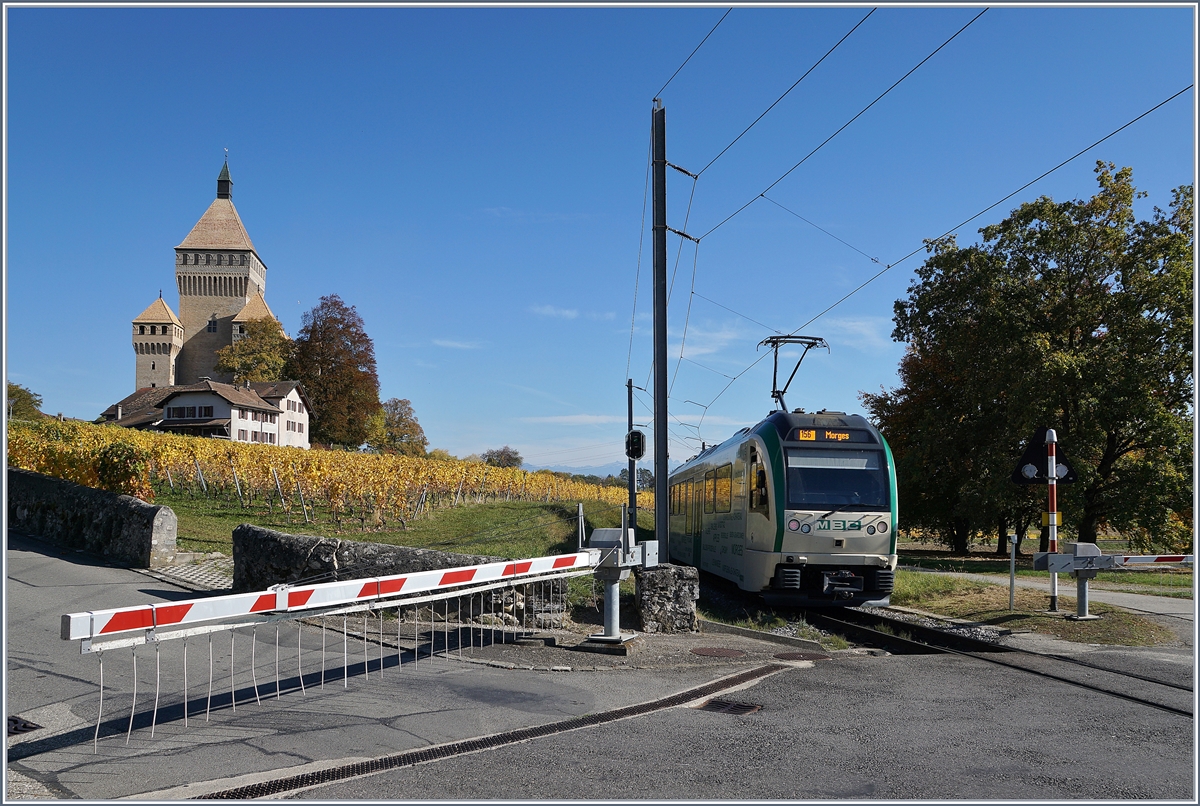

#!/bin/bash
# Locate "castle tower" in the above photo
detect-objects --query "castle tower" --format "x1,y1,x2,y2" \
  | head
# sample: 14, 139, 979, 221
173, 162, 268, 384
132, 297, 183, 389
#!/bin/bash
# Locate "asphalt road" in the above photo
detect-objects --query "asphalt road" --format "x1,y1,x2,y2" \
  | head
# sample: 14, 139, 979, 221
6, 532, 1195, 800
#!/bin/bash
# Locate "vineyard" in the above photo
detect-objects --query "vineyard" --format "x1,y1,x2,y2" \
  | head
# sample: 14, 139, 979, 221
6, 419, 651, 530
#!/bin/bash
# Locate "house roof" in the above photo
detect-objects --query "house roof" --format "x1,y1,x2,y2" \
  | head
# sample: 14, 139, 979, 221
97, 386, 175, 423
176, 198, 258, 252
232, 292, 277, 323
248, 380, 313, 412
159, 379, 280, 413
132, 298, 182, 326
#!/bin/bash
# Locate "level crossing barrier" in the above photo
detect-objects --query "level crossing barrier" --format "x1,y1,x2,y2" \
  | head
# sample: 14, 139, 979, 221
60, 550, 599, 752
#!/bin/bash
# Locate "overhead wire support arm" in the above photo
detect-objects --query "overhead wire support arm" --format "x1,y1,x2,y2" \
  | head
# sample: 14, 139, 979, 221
668, 227, 699, 243
758, 335, 829, 413
668, 162, 698, 179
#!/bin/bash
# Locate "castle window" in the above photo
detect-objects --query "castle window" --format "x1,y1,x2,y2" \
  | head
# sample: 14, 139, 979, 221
207, 315, 218, 333
151, 361, 156, 370
240, 255, 247, 266
150, 325, 156, 335
139, 325, 145, 335
206, 254, 212, 265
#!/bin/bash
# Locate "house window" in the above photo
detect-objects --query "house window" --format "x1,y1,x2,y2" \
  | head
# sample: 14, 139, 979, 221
298, 422, 304, 434
207, 316, 217, 333
200, 406, 213, 418
238, 429, 247, 441
185, 406, 196, 418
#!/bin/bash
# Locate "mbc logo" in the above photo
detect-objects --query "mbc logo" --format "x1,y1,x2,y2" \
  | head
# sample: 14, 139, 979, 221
817, 519, 862, 531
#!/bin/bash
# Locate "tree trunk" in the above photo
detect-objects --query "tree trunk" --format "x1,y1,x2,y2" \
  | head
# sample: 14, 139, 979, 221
993, 515, 1009, 556
951, 517, 971, 555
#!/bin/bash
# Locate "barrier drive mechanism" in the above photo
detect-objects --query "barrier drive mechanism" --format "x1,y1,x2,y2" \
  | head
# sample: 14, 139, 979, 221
1033, 544, 1193, 620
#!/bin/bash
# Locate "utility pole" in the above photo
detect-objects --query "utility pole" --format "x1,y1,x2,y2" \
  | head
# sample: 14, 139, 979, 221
627, 378, 637, 528
652, 99, 668, 558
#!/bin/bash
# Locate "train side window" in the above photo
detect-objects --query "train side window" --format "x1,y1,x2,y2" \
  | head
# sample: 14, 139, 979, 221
703, 470, 716, 514
715, 464, 732, 513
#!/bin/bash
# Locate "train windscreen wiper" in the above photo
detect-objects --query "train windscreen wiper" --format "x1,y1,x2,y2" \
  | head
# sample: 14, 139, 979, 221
820, 497, 860, 520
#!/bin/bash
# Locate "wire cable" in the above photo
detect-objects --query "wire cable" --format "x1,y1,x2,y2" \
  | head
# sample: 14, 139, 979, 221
697, 8, 876, 176
626, 132, 654, 380
698, 7, 989, 241
761, 194, 881, 264
655, 8, 733, 98
688, 81, 1193, 431
692, 291, 783, 334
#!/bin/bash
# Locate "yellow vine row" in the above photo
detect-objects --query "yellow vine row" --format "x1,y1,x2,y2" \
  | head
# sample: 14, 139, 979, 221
6, 420, 651, 520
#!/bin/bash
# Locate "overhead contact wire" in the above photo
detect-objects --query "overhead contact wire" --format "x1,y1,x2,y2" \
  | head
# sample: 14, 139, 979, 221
655, 8, 733, 98
693, 81, 1193, 429
697, 7, 877, 177
699, 7, 989, 241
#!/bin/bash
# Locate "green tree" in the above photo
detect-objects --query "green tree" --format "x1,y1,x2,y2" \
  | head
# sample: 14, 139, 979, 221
214, 318, 291, 384
6, 382, 43, 420
365, 398, 428, 456
864, 163, 1192, 553
481, 446, 523, 468
286, 294, 381, 447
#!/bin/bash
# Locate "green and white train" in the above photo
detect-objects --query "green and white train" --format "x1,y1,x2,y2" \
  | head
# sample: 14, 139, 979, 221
667, 410, 898, 607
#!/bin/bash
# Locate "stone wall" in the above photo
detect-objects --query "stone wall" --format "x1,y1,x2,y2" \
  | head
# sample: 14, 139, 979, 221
634, 563, 700, 633
232, 524, 500, 592
6, 467, 178, 568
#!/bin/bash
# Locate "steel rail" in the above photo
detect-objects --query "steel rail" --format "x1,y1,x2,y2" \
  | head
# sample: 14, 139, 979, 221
809, 610, 1193, 719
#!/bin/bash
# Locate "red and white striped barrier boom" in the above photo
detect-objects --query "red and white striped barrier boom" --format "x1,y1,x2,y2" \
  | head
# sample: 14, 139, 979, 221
62, 551, 595, 644
1117, 555, 1193, 565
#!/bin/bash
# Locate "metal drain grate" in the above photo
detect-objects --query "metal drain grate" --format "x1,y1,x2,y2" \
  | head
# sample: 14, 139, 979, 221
697, 699, 761, 715
690, 647, 747, 658
8, 716, 43, 737
199, 664, 784, 799
774, 651, 832, 662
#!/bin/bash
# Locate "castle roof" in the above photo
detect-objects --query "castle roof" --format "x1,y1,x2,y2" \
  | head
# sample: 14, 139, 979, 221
132, 298, 182, 326
176, 198, 258, 252
232, 292, 276, 323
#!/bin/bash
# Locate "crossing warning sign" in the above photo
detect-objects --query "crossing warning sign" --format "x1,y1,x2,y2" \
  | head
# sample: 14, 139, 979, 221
1011, 427, 1077, 485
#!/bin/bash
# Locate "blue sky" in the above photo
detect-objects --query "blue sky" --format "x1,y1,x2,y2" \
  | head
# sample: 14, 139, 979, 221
4, 4, 1195, 471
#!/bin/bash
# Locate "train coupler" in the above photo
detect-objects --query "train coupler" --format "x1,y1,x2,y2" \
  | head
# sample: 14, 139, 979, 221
822, 570, 864, 599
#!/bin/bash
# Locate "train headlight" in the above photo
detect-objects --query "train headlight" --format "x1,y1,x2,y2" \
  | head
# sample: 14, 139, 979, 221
867, 525, 876, 535
878, 522, 888, 534
788, 519, 800, 532
800, 523, 812, 534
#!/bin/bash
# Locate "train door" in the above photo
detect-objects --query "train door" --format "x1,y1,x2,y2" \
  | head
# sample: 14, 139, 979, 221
745, 442, 773, 551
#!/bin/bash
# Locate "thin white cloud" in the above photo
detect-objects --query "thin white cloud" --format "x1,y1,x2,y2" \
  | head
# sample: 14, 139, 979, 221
670, 323, 742, 359
823, 317, 895, 352
433, 339, 482, 349
520, 414, 626, 425
587, 311, 616, 321
530, 305, 579, 319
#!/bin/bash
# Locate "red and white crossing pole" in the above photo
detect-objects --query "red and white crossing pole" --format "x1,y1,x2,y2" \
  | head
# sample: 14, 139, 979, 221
1046, 428, 1059, 612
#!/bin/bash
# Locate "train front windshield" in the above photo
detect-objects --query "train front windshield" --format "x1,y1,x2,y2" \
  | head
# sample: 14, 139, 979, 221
785, 448, 889, 510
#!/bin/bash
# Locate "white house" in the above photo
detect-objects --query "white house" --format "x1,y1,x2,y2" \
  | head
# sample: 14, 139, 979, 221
153, 379, 311, 449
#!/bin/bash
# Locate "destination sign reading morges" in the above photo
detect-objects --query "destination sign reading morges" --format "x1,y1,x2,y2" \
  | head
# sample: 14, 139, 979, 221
791, 428, 873, 443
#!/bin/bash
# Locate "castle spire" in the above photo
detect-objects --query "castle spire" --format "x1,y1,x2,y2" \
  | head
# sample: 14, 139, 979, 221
217, 160, 232, 200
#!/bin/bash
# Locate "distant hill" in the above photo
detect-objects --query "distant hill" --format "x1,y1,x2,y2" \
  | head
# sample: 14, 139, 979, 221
523, 459, 683, 477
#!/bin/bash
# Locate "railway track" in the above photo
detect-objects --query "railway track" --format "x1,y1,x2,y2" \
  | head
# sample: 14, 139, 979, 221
806, 608, 1194, 719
